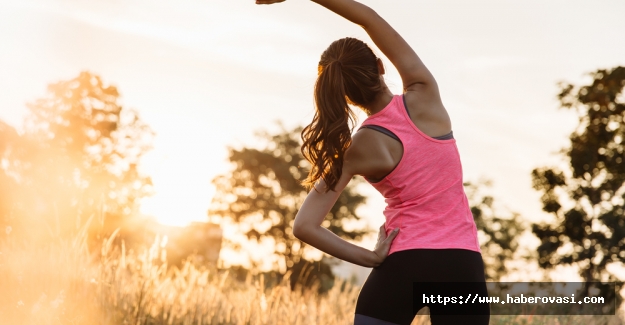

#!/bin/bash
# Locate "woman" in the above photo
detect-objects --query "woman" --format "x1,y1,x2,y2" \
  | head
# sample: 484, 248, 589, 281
256, 1, 490, 324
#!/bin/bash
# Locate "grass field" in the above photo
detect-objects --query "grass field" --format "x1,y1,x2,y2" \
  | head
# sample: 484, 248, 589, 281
1, 229, 623, 325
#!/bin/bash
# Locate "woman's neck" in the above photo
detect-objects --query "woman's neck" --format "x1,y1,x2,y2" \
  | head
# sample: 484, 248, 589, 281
363, 87, 395, 116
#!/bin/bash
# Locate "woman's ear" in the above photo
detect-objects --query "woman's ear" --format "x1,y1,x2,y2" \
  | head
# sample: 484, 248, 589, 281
377, 58, 385, 75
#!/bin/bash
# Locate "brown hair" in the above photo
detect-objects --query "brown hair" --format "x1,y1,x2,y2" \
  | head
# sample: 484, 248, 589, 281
301, 37, 383, 192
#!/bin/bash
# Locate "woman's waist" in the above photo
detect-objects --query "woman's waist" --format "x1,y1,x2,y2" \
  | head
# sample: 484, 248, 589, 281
386, 221, 481, 254
384, 212, 476, 231
383, 195, 471, 219
378, 180, 467, 207
382, 204, 476, 240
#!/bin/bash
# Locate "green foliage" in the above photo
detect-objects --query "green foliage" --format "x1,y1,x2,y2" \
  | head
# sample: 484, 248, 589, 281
465, 180, 525, 280
0, 71, 154, 241
531, 66, 625, 301
210, 124, 369, 289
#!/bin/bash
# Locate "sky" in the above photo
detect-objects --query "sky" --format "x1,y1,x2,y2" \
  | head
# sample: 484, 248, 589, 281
1, 0, 625, 273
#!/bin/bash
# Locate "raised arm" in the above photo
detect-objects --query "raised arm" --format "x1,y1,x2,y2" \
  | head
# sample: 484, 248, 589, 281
257, 0, 435, 90
346, 4, 440, 90
313, 0, 435, 90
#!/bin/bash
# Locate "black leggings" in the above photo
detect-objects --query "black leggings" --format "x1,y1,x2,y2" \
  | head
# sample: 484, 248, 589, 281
354, 249, 490, 325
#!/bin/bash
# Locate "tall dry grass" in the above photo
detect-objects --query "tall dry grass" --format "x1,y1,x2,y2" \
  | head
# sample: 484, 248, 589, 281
0, 223, 623, 325
1, 223, 363, 325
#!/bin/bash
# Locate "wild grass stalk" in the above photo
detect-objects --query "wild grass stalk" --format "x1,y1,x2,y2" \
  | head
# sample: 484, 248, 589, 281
0, 227, 623, 325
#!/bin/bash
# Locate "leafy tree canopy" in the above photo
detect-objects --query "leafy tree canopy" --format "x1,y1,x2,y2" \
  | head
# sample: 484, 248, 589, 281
465, 180, 525, 281
210, 124, 528, 287
532, 66, 625, 302
0, 71, 154, 241
210, 124, 369, 289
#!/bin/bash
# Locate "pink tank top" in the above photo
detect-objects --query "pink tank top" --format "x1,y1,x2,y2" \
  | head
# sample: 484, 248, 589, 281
360, 95, 481, 255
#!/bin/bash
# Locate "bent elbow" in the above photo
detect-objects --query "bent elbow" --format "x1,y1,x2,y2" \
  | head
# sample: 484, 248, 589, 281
293, 219, 315, 242
292, 223, 305, 241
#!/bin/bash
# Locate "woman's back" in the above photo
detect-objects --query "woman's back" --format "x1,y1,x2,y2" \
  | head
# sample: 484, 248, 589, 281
358, 94, 480, 255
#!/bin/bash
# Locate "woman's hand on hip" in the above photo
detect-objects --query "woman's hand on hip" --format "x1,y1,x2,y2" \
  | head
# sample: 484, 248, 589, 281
371, 224, 399, 267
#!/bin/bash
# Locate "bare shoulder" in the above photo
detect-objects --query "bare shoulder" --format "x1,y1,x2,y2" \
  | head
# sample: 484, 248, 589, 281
345, 128, 381, 164
344, 127, 402, 180
404, 85, 452, 138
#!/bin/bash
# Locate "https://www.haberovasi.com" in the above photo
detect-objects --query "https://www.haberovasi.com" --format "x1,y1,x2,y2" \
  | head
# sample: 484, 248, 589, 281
422, 293, 605, 306
412, 282, 615, 315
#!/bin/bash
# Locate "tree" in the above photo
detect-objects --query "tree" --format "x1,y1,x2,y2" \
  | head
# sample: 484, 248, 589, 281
1, 71, 154, 241
464, 180, 525, 280
531, 66, 625, 302
210, 124, 530, 284
0, 121, 21, 222
210, 124, 369, 288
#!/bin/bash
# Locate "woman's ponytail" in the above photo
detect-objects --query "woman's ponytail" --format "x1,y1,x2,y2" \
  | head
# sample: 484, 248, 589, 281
301, 60, 356, 192
301, 37, 382, 192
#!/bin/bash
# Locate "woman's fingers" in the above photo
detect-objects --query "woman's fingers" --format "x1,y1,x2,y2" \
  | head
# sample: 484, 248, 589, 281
255, 0, 286, 4
376, 228, 399, 253
383, 228, 399, 245
371, 227, 399, 266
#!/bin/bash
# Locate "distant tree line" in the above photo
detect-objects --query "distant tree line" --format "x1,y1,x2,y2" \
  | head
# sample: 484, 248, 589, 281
210, 66, 625, 303
3, 66, 623, 304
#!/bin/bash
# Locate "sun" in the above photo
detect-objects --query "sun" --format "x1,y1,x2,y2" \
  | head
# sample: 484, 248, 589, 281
139, 148, 224, 227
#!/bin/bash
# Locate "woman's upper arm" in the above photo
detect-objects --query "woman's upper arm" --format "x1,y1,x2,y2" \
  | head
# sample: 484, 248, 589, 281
311, 0, 435, 90
294, 126, 389, 233
293, 163, 355, 235
361, 9, 437, 91
293, 132, 374, 230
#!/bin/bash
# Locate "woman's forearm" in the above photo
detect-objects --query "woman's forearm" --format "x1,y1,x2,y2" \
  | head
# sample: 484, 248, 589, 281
293, 174, 379, 268
311, 0, 379, 29
310, 0, 433, 87
294, 224, 379, 268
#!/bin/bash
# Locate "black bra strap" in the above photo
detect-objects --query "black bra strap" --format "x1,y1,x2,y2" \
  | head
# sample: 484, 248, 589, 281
360, 125, 400, 142
402, 94, 454, 140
